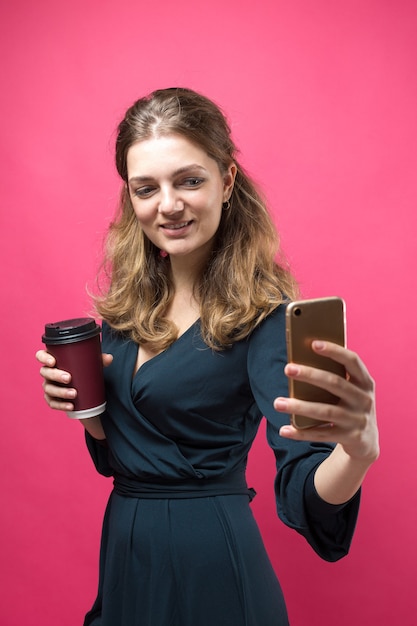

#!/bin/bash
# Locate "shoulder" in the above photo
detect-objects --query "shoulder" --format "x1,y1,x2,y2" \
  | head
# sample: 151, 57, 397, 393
246, 303, 288, 369
101, 320, 133, 351
246, 303, 289, 409
249, 303, 287, 345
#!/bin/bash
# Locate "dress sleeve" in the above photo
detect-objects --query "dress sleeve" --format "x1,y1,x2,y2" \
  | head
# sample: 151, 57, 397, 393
84, 321, 114, 478
85, 430, 114, 477
247, 305, 360, 562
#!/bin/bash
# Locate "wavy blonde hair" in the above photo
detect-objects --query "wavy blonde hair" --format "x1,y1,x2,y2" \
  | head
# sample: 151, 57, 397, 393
95, 88, 298, 350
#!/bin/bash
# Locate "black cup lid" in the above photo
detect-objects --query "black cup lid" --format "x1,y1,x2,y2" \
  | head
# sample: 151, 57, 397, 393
42, 318, 101, 345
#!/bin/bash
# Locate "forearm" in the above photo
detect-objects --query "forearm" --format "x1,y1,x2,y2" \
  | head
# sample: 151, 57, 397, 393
80, 416, 106, 440
314, 443, 376, 505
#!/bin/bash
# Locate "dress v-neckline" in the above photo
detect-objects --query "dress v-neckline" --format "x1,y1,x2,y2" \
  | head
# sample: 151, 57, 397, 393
133, 319, 200, 377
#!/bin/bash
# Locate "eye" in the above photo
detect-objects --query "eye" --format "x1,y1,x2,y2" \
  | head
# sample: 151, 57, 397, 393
133, 186, 156, 198
182, 177, 204, 188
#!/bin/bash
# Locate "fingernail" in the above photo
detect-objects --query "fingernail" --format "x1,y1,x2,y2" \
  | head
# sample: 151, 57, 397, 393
286, 364, 300, 376
313, 340, 325, 350
61, 374, 70, 383
274, 397, 288, 410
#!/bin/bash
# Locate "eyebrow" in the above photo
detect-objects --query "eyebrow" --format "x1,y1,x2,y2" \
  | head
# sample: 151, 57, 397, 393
128, 164, 207, 184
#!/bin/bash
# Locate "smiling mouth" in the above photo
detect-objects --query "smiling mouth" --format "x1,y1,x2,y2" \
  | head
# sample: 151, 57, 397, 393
161, 220, 193, 230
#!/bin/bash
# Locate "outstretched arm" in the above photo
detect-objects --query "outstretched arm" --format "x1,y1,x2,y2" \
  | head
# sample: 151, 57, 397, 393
274, 340, 379, 505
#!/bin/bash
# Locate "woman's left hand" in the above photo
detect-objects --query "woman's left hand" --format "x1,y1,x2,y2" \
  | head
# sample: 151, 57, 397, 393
274, 340, 379, 464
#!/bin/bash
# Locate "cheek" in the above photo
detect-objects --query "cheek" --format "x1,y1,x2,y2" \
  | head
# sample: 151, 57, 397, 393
131, 202, 154, 226
199, 187, 223, 218
207, 197, 223, 228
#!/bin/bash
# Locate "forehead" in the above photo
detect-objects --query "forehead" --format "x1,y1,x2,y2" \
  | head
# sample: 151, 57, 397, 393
126, 134, 219, 177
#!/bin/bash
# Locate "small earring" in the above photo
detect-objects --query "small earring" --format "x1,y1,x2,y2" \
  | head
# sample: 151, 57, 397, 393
159, 250, 168, 258
222, 200, 231, 210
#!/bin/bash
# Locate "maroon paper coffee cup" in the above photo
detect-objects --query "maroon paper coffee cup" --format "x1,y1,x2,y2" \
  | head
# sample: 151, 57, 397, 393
42, 318, 106, 419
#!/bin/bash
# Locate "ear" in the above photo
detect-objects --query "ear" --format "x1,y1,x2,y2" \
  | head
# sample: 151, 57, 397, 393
223, 162, 237, 201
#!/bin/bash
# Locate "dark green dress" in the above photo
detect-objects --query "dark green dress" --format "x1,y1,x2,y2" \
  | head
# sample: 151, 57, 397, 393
84, 305, 360, 626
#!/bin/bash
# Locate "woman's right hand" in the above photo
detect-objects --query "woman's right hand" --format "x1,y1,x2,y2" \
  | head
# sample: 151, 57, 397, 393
36, 350, 77, 412
35, 350, 113, 413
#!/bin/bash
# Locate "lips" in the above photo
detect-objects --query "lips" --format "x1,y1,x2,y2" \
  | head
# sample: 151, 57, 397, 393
161, 220, 193, 231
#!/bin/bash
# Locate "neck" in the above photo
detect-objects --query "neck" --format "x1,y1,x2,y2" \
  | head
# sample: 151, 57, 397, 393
165, 258, 203, 328
168, 250, 209, 293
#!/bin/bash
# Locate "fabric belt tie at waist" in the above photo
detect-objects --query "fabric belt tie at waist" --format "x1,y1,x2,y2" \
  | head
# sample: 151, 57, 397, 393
113, 470, 256, 501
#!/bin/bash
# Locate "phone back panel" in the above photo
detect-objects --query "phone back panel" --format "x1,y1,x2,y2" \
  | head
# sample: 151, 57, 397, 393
286, 297, 346, 428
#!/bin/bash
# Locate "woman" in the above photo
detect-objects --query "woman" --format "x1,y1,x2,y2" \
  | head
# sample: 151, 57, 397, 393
36, 88, 379, 626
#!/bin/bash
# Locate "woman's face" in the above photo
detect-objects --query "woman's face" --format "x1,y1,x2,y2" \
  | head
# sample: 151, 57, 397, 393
126, 134, 236, 264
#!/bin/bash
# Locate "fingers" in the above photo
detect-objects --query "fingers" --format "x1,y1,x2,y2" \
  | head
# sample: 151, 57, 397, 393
283, 340, 375, 411
312, 341, 375, 392
284, 362, 370, 412
275, 394, 363, 431
35, 349, 56, 367
37, 349, 72, 385
42, 371, 77, 410
43, 387, 77, 412
277, 399, 379, 462
279, 421, 339, 442
102, 353, 113, 367
36, 349, 113, 413
275, 342, 379, 460
36, 349, 75, 412
275, 393, 374, 457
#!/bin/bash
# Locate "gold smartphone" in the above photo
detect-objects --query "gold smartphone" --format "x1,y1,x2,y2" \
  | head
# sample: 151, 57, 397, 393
285, 297, 347, 429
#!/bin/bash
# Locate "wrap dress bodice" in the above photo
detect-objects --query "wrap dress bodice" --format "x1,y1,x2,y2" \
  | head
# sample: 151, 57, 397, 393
87, 304, 359, 561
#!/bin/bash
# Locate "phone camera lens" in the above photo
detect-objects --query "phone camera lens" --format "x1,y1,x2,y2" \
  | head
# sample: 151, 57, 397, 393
294, 307, 302, 317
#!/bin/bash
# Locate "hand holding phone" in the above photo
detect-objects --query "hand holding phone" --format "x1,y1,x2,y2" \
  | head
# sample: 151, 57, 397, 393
285, 297, 347, 429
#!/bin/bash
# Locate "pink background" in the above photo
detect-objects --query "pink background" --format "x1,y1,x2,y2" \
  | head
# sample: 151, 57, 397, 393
1, 1, 416, 624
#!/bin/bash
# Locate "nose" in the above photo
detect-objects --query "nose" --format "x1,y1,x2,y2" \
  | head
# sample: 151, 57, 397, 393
158, 187, 184, 214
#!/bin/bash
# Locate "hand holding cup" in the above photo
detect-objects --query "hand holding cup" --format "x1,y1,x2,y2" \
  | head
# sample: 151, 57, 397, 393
40, 318, 106, 419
